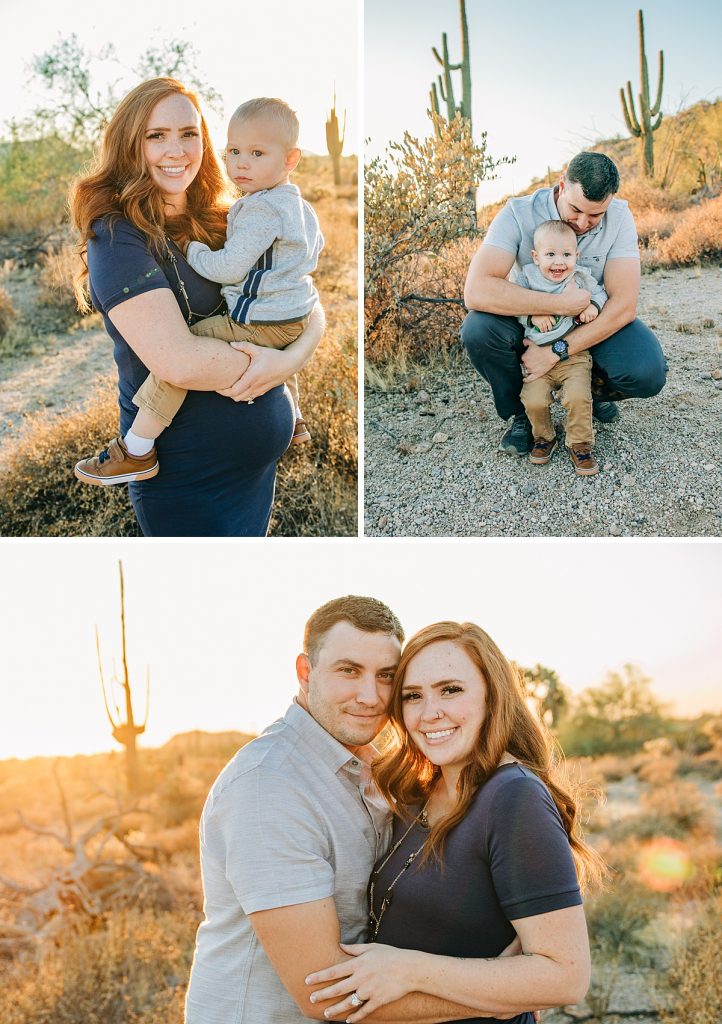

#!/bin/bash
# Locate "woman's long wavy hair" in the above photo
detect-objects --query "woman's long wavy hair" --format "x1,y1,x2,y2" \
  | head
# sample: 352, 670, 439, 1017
374, 621, 606, 892
69, 77, 231, 311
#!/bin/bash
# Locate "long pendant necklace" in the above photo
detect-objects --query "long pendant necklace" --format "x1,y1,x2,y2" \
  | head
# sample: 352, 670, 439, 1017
164, 238, 225, 325
368, 803, 429, 942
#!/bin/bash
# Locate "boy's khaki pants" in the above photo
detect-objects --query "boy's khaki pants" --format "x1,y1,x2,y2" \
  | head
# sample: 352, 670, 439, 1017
521, 350, 594, 447
133, 314, 306, 428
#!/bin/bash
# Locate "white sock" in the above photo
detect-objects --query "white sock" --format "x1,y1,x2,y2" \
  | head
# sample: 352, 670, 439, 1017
124, 428, 155, 457
295, 405, 303, 420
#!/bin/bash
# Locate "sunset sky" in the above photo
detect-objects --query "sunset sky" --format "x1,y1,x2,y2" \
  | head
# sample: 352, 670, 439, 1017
0, 0, 358, 155
0, 541, 718, 761
365, 0, 722, 203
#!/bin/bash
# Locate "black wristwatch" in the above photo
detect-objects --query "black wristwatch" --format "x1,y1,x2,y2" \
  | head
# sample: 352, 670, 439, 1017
551, 339, 569, 361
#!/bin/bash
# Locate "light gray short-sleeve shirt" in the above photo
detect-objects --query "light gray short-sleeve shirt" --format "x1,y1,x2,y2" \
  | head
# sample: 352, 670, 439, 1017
483, 186, 640, 285
185, 702, 391, 1024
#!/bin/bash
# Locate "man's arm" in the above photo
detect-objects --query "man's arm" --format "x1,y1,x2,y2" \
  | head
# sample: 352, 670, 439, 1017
464, 245, 591, 318
249, 899, 501, 1024
521, 258, 640, 381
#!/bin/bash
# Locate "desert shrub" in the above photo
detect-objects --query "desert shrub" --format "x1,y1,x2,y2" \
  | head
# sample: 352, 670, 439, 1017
365, 112, 509, 366
660, 894, 722, 1024
637, 754, 681, 787
0, 286, 17, 338
37, 245, 82, 325
0, 133, 85, 238
610, 781, 711, 841
0, 907, 196, 1024
585, 878, 663, 965
647, 196, 722, 267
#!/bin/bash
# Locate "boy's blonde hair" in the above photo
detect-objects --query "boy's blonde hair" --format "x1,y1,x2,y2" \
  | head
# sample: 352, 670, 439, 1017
533, 219, 577, 249
230, 97, 299, 149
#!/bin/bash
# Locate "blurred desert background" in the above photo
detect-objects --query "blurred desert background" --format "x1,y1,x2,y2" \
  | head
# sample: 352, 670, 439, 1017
0, 541, 719, 1023
0, 0, 358, 537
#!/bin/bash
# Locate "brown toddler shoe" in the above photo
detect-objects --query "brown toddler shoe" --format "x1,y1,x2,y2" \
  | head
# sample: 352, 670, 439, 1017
529, 437, 558, 465
74, 437, 159, 486
291, 418, 311, 445
567, 444, 599, 476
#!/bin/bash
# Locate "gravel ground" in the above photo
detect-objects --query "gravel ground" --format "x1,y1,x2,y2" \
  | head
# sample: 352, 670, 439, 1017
365, 265, 722, 537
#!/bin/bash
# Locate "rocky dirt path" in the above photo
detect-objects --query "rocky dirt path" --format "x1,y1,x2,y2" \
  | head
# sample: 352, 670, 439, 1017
365, 265, 722, 537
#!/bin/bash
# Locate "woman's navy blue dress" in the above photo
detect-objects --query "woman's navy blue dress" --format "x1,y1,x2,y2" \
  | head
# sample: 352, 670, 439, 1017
87, 219, 294, 537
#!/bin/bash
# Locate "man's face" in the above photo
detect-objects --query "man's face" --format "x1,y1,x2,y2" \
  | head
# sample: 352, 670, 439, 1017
556, 176, 613, 235
297, 621, 402, 750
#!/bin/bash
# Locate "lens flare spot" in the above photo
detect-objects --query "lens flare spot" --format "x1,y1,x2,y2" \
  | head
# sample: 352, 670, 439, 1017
638, 838, 693, 892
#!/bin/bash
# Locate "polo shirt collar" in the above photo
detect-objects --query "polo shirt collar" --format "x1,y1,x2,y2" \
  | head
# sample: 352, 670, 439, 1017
285, 699, 360, 774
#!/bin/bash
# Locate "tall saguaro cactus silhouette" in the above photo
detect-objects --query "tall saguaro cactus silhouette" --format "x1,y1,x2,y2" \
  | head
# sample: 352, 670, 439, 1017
429, 0, 472, 133
619, 9, 664, 178
326, 89, 346, 186
96, 561, 149, 796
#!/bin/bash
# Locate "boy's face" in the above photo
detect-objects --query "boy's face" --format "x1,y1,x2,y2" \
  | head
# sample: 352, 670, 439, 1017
225, 116, 299, 193
531, 230, 578, 283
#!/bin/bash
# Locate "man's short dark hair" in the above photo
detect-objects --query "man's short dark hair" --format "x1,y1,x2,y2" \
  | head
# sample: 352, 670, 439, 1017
566, 152, 620, 202
304, 596, 404, 665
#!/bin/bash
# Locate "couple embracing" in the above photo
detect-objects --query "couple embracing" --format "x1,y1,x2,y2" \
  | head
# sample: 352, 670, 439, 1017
186, 596, 604, 1023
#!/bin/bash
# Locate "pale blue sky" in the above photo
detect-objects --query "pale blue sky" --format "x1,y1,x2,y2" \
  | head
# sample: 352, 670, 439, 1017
0, 0, 358, 154
0, 541, 718, 759
365, 0, 722, 202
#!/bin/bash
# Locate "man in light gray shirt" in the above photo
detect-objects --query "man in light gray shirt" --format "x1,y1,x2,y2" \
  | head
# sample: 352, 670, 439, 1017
461, 152, 667, 456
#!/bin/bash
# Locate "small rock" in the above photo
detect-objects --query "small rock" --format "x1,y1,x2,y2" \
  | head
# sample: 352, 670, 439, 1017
715, 381, 722, 390
609, 524, 623, 536
710, 369, 722, 380
413, 442, 433, 454
377, 515, 388, 529
416, 390, 431, 403
622, 474, 636, 487
432, 432, 449, 444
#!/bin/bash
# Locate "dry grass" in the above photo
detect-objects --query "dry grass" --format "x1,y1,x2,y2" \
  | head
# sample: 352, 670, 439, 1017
0, 286, 17, 338
660, 893, 722, 1024
644, 195, 722, 268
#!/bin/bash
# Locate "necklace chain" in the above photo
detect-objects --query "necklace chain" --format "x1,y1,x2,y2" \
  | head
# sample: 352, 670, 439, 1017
368, 802, 428, 942
164, 238, 225, 325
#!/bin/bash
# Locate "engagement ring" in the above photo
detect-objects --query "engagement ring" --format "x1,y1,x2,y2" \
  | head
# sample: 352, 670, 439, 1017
350, 993, 365, 1008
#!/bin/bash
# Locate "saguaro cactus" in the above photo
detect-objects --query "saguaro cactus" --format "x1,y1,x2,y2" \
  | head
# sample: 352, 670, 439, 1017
619, 9, 664, 178
96, 561, 149, 796
430, 0, 472, 132
326, 90, 345, 186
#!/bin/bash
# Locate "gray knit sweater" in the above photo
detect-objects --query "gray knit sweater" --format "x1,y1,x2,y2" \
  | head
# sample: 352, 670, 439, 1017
515, 264, 608, 344
187, 183, 323, 325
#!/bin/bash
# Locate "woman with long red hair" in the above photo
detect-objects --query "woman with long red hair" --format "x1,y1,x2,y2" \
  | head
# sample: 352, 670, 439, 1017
70, 77, 323, 536
306, 621, 605, 1023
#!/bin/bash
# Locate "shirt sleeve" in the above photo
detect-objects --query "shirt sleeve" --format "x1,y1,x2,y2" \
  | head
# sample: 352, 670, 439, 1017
187, 200, 282, 285
486, 773, 582, 920
87, 219, 172, 314
201, 766, 335, 914
606, 205, 640, 261
577, 269, 608, 309
482, 201, 522, 256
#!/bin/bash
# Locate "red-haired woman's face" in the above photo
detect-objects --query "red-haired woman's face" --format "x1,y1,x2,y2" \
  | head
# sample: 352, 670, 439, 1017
142, 93, 203, 211
400, 640, 487, 776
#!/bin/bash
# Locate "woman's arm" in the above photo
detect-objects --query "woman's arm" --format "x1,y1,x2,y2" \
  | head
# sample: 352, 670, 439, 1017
108, 289, 251, 390
217, 303, 326, 403
306, 905, 590, 1023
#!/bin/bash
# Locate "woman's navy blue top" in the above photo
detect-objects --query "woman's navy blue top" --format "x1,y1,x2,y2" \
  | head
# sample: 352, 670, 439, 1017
87, 218, 294, 537
371, 764, 583, 1024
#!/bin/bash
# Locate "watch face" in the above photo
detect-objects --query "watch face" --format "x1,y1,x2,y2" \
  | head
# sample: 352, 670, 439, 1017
553, 340, 565, 354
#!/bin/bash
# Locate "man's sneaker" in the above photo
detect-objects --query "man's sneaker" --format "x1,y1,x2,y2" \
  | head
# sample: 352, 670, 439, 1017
291, 418, 311, 445
592, 399, 619, 423
529, 437, 558, 465
499, 414, 533, 456
567, 444, 599, 476
74, 437, 159, 486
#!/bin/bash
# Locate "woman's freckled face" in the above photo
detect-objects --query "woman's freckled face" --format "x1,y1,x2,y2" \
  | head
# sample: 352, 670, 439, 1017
400, 640, 487, 775
142, 94, 203, 210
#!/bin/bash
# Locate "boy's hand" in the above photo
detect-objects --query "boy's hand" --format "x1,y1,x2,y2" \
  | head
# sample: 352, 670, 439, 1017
576, 303, 599, 324
531, 314, 556, 333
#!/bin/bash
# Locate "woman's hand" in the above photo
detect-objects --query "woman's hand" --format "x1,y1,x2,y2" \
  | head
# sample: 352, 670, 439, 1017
306, 943, 421, 1023
217, 342, 295, 402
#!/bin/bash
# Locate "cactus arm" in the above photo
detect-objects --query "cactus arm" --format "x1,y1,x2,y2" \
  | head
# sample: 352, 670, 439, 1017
622, 82, 641, 135
651, 50, 664, 115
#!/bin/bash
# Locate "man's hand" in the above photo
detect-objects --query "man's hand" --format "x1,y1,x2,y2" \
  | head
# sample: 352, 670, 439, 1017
576, 304, 599, 324
530, 315, 556, 333
558, 280, 591, 317
521, 338, 559, 382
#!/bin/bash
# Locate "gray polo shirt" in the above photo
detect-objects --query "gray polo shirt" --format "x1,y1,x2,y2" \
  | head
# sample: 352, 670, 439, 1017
185, 701, 391, 1024
483, 185, 640, 285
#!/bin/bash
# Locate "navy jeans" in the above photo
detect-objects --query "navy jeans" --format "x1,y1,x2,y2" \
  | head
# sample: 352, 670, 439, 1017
460, 312, 667, 421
